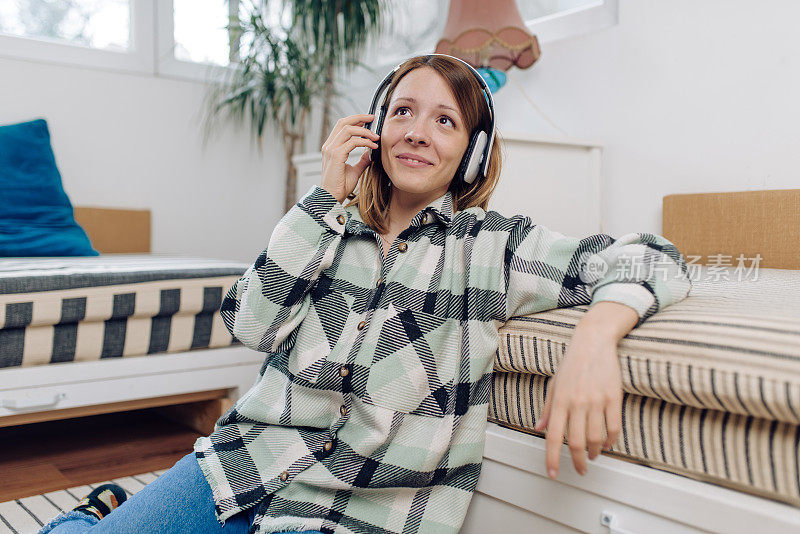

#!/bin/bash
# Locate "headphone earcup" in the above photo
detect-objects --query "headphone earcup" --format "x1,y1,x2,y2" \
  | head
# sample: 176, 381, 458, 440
368, 107, 386, 162
459, 130, 488, 184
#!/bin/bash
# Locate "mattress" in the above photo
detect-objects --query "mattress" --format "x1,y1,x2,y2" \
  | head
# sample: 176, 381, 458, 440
491, 266, 800, 506
0, 255, 249, 369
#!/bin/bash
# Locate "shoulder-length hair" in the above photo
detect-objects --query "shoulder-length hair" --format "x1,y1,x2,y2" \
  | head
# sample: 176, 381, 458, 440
345, 55, 504, 234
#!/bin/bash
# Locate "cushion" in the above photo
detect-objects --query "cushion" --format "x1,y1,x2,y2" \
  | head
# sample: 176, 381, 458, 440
496, 266, 800, 425
0, 255, 250, 369
0, 118, 97, 257
489, 372, 800, 506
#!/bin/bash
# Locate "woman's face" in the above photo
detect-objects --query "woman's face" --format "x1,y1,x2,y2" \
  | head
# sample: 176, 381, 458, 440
380, 67, 470, 202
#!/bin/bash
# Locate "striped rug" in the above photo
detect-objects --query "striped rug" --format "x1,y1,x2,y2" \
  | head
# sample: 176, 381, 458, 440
0, 471, 165, 534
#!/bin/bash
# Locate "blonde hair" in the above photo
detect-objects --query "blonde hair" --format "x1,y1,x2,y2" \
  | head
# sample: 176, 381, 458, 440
345, 55, 503, 234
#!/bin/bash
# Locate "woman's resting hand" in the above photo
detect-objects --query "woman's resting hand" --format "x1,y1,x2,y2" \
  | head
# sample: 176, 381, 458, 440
320, 114, 380, 203
533, 301, 637, 479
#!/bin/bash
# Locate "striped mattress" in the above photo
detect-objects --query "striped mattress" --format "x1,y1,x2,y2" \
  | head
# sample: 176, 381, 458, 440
0, 470, 165, 534
0, 255, 249, 369
491, 266, 800, 506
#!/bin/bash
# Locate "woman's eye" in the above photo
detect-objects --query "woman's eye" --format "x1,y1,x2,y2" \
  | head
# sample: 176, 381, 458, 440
438, 116, 454, 127
395, 107, 410, 115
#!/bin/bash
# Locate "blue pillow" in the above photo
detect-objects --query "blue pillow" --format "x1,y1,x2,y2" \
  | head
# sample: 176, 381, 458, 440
0, 118, 98, 257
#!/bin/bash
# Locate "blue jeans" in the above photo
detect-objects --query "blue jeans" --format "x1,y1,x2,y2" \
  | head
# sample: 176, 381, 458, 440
40, 452, 324, 534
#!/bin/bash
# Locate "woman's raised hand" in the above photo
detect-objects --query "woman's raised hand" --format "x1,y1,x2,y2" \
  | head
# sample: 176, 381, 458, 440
320, 114, 380, 203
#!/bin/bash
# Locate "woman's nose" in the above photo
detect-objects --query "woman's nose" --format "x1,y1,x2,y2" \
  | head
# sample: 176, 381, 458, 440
404, 127, 430, 146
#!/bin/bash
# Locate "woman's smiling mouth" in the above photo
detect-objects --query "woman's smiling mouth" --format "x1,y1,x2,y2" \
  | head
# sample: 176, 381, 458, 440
396, 153, 433, 168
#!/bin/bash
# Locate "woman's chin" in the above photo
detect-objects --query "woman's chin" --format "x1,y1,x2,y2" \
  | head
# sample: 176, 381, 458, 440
390, 177, 432, 194
390, 181, 450, 201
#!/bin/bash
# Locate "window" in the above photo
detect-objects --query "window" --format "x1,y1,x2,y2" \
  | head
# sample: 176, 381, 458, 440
173, 0, 232, 65
0, 0, 129, 50
0, 0, 152, 73
158, 0, 287, 81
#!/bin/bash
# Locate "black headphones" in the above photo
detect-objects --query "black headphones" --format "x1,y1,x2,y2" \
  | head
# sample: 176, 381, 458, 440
365, 54, 496, 185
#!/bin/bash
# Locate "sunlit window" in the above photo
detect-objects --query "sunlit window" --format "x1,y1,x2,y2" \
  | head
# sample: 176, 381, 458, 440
172, 0, 289, 66
0, 0, 129, 50
173, 0, 236, 65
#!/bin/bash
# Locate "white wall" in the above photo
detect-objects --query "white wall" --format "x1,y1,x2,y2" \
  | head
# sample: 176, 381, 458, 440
338, 0, 800, 237
2, 0, 797, 260
0, 56, 288, 264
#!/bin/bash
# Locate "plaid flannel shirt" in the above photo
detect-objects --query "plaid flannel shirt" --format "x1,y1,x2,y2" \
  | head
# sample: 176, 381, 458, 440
194, 185, 691, 534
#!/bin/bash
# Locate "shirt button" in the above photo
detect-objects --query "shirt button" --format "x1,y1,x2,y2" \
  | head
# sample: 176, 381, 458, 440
323, 441, 334, 451
357, 320, 366, 330
336, 214, 346, 225
340, 405, 348, 416
397, 242, 408, 253
339, 365, 350, 377
376, 277, 383, 286
279, 471, 289, 481
423, 214, 430, 224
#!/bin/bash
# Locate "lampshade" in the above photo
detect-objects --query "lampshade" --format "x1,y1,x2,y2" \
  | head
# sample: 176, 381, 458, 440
435, 0, 541, 72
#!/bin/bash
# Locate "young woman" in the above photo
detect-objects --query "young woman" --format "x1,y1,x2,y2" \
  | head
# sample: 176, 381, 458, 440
41, 55, 690, 534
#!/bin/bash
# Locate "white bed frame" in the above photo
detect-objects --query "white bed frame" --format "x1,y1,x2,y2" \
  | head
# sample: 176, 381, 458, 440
462, 423, 800, 533
0, 346, 263, 427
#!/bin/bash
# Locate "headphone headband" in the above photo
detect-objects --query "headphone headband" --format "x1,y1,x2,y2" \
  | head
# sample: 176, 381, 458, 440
366, 54, 496, 184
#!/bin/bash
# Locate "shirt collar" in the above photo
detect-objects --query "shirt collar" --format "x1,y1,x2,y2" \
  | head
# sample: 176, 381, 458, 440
344, 190, 454, 235
419, 189, 454, 227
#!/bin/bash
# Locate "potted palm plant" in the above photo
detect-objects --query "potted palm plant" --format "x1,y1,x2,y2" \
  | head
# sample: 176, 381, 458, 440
203, 0, 385, 213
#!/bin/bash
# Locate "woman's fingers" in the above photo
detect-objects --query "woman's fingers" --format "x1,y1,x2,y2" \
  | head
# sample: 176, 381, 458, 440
567, 409, 588, 475
344, 113, 377, 124
322, 114, 376, 149
533, 388, 552, 432
586, 408, 605, 460
347, 149, 372, 180
603, 397, 622, 450
341, 137, 379, 156
324, 126, 379, 161
320, 114, 379, 202
544, 405, 567, 479
331, 124, 380, 149
324, 136, 378, 164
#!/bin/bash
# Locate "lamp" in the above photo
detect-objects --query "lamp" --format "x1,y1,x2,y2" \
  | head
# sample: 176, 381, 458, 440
434, 0, 541, 92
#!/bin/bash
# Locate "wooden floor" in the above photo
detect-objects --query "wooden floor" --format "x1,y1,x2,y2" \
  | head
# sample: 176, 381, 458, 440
0, 409, 201, 502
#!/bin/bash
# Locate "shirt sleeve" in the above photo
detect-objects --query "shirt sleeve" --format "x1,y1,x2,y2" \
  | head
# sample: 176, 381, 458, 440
220, 185, 348, 353
503, 215, 692, 327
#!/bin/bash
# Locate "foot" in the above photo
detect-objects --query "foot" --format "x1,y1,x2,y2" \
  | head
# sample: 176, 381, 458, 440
72, 483, 128, 521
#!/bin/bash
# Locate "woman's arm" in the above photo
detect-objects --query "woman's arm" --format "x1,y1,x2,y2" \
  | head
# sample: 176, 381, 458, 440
220, 186, 348, 353
503, 219, 692, 324
500, 217, 693, 477
222, 114, 373, 354
533, 301, 638, 479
